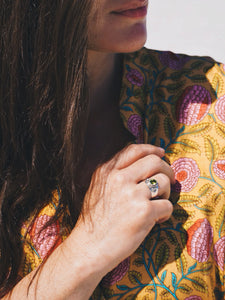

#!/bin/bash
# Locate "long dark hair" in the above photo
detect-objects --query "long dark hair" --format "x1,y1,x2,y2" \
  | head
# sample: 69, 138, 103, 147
0, 0, 92, 296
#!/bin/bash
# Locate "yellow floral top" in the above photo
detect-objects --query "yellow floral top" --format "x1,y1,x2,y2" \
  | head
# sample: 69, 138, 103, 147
20, 48, 225, 299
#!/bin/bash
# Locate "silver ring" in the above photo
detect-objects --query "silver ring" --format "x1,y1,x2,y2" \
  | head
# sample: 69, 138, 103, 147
145, 178, 159, 198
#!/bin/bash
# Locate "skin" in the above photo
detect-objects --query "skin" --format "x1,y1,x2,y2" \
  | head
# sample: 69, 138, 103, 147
88, 0, 148, 53
85, 0, 149, 183
3, 1, 175, 299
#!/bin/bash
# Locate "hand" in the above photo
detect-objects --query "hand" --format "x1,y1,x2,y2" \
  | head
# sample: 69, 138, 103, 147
69, 144, 174, 276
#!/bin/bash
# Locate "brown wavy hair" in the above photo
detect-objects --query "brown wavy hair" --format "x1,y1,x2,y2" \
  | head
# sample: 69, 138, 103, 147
0, 0, 92, 296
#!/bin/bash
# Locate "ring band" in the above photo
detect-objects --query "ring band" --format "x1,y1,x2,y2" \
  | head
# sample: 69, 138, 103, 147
145, 178, 159, 198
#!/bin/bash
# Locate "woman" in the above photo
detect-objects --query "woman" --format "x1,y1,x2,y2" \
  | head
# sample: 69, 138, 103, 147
0, 0, 224, 299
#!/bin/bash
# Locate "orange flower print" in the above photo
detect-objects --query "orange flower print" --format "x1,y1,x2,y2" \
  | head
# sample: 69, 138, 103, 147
215, 94, 225, 124
176, 85, 211, 125
187, 218, 213, 262
30, 214, 61, 259
171, 158, 200, 192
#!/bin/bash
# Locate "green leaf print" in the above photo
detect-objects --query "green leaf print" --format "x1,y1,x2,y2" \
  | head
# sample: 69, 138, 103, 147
188, 75, 207, 82
128, 270, 142, 285
178, 284, 193, 294
172, 209, 189, 221
140, 54, 151, 66
179, 139, 201, 154
170, 71, 183, 81
175, 245, 187, 273
155, 88, 166, 102
216, 206, 225, 235
198, 184, 214, 198
165, 231, 178, 245
190, 61, 204, 69
103, 288, 114, 297
133, 257, 144, 267
157, 102, 168, 115
155, 242, 170, 269
148, 114, 159, 135
166, 81, 185, 93
124, 295, 136, 300
164, 117, 176, 140
191, 276, 208, 293
215, 123, 225, 139
201, 262, 213, 274
186, 122, 211, 135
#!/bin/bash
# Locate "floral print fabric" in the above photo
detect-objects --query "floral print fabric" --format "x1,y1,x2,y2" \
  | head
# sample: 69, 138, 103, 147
20, 48, 225, 299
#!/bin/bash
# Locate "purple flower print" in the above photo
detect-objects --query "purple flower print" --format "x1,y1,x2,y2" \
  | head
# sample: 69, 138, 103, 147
185, 297, 202, 300
215, 94, 225, 124
101, 257, 130, 286
214, 236, 225, 271
159, 51, 190, 70
171, 157, 200, 193
187, 218, 213, 262
176, 85, 211, 125
126, 69, 144, 86
127, 114, 144, 143
213, 160, 225, 180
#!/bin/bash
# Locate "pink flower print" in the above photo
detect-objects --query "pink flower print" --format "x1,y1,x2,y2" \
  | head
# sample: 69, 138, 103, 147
171, 158, 200, 193
214, 236, 225, 271
126, 69, 144, 86
159, 51, 190, 70
185, 297, 202, 300
127, 114, 143, 143
176, 85, 211, 125
213, 159, 225, 180
215, 94, 225, 124
101, 257, 130, 286
30, 214, 61, 260
187, 218, 213, 262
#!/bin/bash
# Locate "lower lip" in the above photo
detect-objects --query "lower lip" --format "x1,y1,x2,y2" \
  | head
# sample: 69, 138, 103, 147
113, 6, 147, 18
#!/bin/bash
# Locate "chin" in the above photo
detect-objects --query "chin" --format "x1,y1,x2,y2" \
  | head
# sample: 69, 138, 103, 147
88, 22, 147, 54
109, 23, 147, 53
118, 37, 147, 53
119, 23, 147, 53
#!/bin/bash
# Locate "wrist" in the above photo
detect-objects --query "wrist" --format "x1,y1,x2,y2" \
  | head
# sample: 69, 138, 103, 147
59, 226, 109, 299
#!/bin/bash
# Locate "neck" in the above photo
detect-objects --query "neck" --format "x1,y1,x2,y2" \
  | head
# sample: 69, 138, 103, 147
87, 51, 123, 111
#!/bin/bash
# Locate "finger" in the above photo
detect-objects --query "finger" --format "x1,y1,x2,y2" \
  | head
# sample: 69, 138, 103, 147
113, 144, 165, 169
123, 154, 175, 184
138, 173, 171, 200
148, 199, 173, 225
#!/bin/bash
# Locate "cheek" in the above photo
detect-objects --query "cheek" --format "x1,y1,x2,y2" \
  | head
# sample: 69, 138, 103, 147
88, 18, 147, 53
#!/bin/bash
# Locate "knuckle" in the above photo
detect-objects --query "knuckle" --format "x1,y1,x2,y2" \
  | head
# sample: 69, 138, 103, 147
111, 170, 126, 185
127, 144, 140, 156
150, 154, 162, 166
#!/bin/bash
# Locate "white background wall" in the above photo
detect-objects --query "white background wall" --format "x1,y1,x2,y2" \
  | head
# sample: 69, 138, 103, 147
145, 0, 225, 63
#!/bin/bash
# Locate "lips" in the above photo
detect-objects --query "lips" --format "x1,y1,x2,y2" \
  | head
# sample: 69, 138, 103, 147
112, 1, 148, 18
